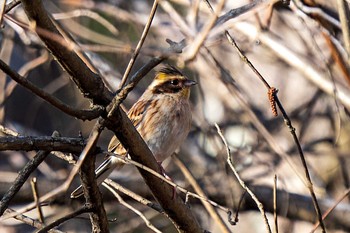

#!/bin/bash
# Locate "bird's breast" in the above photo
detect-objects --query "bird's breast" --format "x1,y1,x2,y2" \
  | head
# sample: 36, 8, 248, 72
139, 96, 191, 162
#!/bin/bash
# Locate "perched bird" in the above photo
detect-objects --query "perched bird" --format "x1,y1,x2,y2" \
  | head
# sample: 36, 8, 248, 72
71, 65, 196, 198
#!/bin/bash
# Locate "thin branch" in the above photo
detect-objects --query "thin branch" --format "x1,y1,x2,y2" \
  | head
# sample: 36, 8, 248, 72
30, 178, 45, 224
276, 89, 327, 233
4, 208, 64, 233
0, 150, 51, 216
118, 0, 158, 88
0, 59, 104, 120
200, 46, 309, 187
215, 123, 272, 233
337, 0, 350, 63
18, 50, 49, 77
310, 189, 350, 233
35, 205, 92, 233
103, 183, 162, 233
173, 156, 232, 232
217, 0, 270, 25
103, 179, 163, 213
52, 10, 119, 35
273, 175, 278, 233
182, 0, 226, 62
225, 31, 270, 89
67, 118, 105, 196
0, 0, 5, 26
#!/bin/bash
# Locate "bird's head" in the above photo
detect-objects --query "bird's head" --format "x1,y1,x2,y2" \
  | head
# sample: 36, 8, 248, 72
150, 65, 196, 99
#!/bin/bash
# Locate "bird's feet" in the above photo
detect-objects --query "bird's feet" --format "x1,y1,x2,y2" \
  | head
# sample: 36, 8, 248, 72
157, 161, 177, 200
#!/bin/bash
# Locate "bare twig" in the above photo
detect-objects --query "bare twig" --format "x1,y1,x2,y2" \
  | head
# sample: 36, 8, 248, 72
215, 0, 269, 26
4, 208, 64, 233
30, 178, 45, 224
173, 156, 232, 232
182, 0, 226, 62
0, 150, 51, 216
0, 0, 5, 26
310, 189, 350, 233
118, 0, 158, 88
52, 10, 119, 35
103, 179, 163, 213
68, 118, 105, 196
273, 175, 278, 233
293, 0, 341, 29
103, 182, 162, 233
5, 0, 21, 13
35, 205, 92, 233
337, 0, 350, 63
18, 50, 49, 77
215, 123, 272, 233
0, 59, 104, 120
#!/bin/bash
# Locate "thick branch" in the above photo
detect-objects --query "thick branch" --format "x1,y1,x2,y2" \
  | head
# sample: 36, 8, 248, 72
0, 136, 87, 153
80, 151, 109, 233
21, 0, 113, 105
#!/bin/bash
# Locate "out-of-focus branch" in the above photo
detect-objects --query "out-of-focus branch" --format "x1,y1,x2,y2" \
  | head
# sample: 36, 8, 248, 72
36, 205, 92, 233
119, 0, 158, 88
5, 0, 20, 14
173, 156, 231, 233
0, 150, 51, 216
21, 0, 114, 105
232, 21, 350, 109
336, 0, 350, 62
103, 183, 162, 233
0, 59, 104, 120
4, 208, 64, 233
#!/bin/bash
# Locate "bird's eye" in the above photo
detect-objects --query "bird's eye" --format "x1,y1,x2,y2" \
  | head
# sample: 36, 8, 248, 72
170, 79, 179, 85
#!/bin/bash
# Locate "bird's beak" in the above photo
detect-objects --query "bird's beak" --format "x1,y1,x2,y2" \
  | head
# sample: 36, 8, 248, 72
184, 79, 197, 87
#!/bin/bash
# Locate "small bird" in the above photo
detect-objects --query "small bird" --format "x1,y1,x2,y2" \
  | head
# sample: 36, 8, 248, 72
71, 65, 196, 198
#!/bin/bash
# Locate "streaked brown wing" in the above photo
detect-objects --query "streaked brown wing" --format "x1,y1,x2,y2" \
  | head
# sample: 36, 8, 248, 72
107, 135, 121, 152
127, 98, 151, 127
108, 98, 151, 153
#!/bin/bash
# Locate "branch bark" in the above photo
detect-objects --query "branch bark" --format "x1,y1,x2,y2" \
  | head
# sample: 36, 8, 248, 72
21, 0, 113, 105
0, 136, 87, 153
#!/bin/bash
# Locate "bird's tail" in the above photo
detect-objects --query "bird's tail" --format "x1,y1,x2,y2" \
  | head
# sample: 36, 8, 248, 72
70, 156, 121, 198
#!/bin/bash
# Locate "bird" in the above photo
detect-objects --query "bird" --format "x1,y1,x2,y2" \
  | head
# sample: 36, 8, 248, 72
71, 65, 196, 198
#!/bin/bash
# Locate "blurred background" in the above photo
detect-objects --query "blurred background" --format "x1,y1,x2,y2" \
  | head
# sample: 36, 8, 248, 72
1, 0, 350, 232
